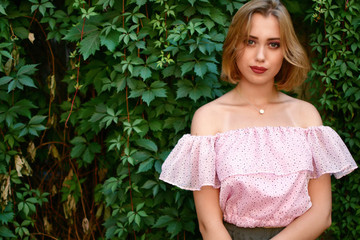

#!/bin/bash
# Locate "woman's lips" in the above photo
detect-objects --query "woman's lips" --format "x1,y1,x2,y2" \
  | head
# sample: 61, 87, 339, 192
250, 66, 267, 74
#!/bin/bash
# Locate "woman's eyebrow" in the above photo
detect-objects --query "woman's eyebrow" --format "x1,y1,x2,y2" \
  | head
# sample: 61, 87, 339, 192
249, 35, 281, 41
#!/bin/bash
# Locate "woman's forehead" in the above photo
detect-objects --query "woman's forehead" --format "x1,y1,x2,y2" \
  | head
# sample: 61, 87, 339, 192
248, 13, 280, 39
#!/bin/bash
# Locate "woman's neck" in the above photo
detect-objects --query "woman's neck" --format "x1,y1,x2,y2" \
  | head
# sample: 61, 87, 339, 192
235, 81, 279, 106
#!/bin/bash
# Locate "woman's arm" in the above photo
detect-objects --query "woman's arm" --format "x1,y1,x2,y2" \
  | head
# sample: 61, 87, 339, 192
190, 103, 231, 239
271, 173, 332, 240
193, 186, 232, 240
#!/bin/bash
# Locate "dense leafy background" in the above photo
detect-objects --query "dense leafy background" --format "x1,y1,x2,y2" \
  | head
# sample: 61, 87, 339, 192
0, 0, 358, 239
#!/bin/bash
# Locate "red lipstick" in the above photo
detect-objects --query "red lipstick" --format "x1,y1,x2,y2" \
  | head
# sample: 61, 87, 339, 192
250, 66, 267, 74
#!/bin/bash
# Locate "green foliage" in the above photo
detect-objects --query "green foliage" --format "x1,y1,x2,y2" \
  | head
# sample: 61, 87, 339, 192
0, 0, 357, 239
307, 0, 360, 238
0, 64, 38, 92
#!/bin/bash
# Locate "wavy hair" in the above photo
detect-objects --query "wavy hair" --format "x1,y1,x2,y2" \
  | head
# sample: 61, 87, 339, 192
221, 0, 309, 91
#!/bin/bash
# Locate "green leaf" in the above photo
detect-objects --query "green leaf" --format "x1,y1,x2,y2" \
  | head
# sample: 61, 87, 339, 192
188, 0, 195, 6
0, 76, 12, 85
70, 136, 87, 145
0, 50, 12, 59
189, 80, 212, 102
151, 89, 167, 98
176, 79, 193, 99
137, 159, 154, 173
168, 221, 182, 238
136, 202, 145, 211
29, 115, 46, 125
13, 27, 29, 39
134, 214, 141, 226
196, 6, 211, 16
204, 18, 215, 30
80, 31, 101, 60
71, 144, 86, 158
136, 0, 146, 7
7, 79, 16, 92
194, 62, 208, 78
82, 148, 94, 164
140, 67, 152, 80
150, 81, 166, 89
153, 215, 174, 228
340, 62, 347, 75
100, 31, 119, 52
206, 62, 218, 74
89, 112, 106, 122
17, 64, 38, 76
210, 8, 226, 26
18, 75, 37, 88
0, 226, 16, 238
180, 61, 195, 76
137, 210, 147, 217
23, 203, 29, 216
149, 120, 162, 131
142, 90, 155, 105
142, 179, 157, 189
129, 89, 144, 98
162, 65, 176, 78
0, 204, 14, 225
345, 87, 359, 98
26, 197, 38, 204
63, 24, 98, 42
0, 5, 7, 16
135, 139, 158, 152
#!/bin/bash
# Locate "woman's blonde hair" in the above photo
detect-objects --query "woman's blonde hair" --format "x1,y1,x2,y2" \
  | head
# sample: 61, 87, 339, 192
221, 0, 309, 91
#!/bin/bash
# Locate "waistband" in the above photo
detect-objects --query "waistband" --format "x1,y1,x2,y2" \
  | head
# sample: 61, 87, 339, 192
224, 222, 285, 240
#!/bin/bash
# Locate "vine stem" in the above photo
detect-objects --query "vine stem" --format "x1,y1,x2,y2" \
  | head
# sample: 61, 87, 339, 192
68, 158, 87, 220
123, 0, 136, 239
0, 127, 10, 150
35, 141, 69, 150
126, 63, 136, 240
64, 10, 87, 128
31, 233, 58, 240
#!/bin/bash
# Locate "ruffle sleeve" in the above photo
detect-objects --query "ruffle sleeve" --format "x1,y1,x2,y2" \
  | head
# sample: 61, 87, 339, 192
159, 134, 220, 191
307, 126, 357, 179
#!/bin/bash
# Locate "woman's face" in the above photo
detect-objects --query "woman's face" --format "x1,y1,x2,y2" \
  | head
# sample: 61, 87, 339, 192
236, 13, 284, 86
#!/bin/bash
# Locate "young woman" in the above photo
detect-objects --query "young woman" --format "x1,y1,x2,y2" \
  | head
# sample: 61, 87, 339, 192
159, 0, 357, 239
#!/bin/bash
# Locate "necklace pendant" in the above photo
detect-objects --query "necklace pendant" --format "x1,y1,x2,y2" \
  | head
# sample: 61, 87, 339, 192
259, 109, 265, 115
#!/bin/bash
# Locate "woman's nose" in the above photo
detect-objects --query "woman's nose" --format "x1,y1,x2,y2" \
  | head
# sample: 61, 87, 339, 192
255, 46, 265, 62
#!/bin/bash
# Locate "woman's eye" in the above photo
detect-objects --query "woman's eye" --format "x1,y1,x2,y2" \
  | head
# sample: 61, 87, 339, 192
269, 42, 280, 48
247, 40, 255, 45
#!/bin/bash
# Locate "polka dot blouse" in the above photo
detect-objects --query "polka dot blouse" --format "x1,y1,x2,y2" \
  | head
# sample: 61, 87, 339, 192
159, 126, 357, 228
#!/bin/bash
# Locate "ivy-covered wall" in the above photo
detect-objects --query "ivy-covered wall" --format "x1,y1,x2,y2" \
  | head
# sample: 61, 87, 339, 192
308, 0, 360, 238
0, 0, 358, 239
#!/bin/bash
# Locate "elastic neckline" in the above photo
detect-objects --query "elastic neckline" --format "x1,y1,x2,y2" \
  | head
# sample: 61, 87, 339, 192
188, 125, 328, 138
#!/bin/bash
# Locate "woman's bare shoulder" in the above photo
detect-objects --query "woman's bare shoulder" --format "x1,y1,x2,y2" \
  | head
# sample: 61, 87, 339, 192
284, 94, 323, 127
191, 95, 229, 136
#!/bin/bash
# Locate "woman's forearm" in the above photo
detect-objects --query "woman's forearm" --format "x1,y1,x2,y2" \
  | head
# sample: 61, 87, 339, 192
193, 187, 232, 240
272, 174, 332, 240
199, 221, 232, 240
270, 206, 331, 240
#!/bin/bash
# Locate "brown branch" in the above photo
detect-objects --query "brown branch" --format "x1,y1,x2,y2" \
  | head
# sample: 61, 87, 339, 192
31, 232, 58, 240
68, 159, 87, 219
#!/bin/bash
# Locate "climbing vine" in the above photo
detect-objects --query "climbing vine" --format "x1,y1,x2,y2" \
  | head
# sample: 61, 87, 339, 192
0, 0, 358, 239
307, 0, 360, 238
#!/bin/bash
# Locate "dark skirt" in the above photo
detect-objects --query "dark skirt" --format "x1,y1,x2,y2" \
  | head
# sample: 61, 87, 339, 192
224, 222, 285, 240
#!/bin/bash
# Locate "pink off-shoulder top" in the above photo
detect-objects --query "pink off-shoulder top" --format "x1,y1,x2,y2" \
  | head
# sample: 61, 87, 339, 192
159, 126, 357, 228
